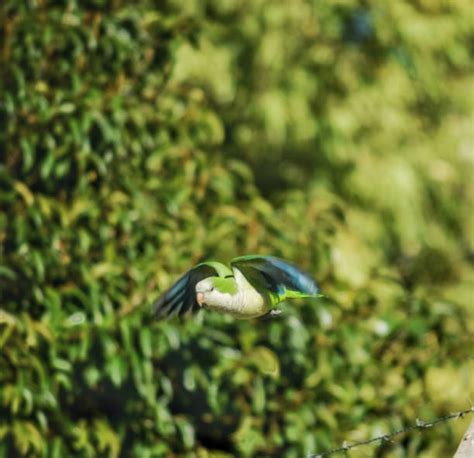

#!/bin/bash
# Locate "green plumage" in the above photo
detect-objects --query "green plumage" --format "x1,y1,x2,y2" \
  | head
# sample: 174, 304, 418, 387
211, 276, 238, 294
196, 261, 233, 278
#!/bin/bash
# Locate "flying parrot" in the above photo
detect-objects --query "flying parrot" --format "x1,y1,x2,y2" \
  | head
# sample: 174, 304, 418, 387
152, 255, 320, 320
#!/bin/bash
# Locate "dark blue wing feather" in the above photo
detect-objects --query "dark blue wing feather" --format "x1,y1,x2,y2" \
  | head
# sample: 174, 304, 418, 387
231, 255, 319, 299
264, 256, 318, 295
152, 264, 219, 319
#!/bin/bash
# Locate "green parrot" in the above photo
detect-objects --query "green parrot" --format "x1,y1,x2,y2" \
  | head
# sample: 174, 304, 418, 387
152, 255, 320, 320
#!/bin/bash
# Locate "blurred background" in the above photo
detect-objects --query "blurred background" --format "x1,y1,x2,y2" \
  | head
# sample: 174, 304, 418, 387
1, 0, 473, 456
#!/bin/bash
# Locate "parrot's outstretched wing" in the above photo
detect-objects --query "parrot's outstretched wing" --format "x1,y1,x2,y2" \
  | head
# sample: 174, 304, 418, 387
152, 262, 231, 319
231, 255, 319, 304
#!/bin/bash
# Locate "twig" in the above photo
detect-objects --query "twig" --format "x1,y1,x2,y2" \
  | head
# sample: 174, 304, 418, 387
309, 406, 474, 458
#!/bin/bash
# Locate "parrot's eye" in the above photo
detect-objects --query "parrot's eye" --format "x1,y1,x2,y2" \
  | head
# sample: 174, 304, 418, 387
210, 287, 215, 292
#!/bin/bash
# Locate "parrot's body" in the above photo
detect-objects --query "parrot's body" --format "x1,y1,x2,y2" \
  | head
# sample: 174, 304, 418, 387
152, 255, 320, 320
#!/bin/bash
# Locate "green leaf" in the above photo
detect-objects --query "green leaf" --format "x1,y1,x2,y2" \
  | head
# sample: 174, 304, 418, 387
248, 346, 280, 378
252, 376, 265, 414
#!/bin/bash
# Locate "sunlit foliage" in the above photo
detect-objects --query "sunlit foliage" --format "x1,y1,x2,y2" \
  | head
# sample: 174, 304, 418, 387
1, 0, 473, 456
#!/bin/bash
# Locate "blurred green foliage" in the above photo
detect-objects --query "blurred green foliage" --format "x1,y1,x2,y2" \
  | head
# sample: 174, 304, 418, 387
1, 0, 473, 456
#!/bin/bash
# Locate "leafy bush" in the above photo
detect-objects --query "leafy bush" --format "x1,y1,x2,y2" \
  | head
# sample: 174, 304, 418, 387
1, 1, 473, 456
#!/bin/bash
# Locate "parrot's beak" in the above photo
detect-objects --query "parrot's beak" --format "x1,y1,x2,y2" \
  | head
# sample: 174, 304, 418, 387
196, 292, 205, 307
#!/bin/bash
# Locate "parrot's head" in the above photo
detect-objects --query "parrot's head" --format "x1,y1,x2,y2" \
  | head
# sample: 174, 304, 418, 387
195, 277, 223, 308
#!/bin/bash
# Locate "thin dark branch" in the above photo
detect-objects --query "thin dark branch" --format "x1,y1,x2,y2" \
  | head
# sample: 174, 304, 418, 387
309, 407, 474, 458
